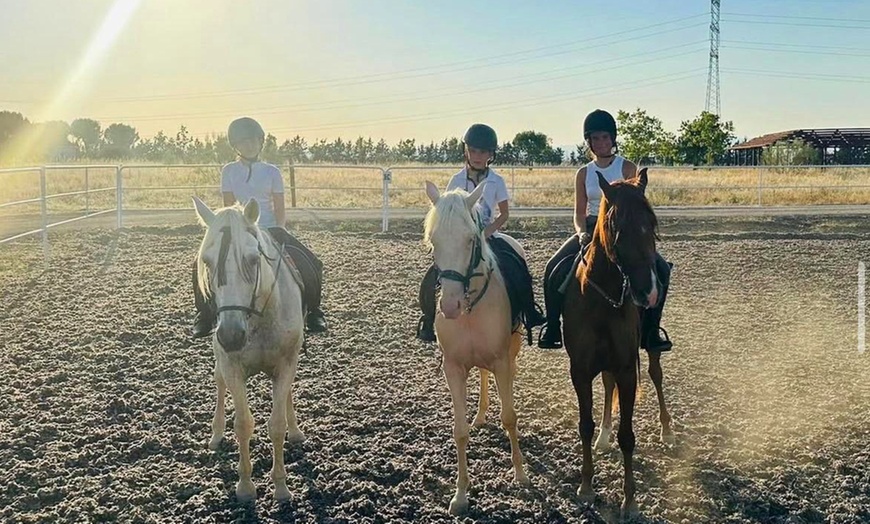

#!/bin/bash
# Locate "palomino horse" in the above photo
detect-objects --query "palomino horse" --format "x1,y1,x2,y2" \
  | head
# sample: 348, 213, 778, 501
562, 169, 659, 519
424, 181, 530, 515
193, 196, 306, 502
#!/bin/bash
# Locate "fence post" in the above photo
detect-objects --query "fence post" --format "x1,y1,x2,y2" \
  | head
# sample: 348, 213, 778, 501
757, 168, 763, 206
116, 165, 123, 229
84, 167, 90, 214
288, 162, 297, 208
40, 166, 49, 268
510, 166, 516, 206
382, 168, 392, 233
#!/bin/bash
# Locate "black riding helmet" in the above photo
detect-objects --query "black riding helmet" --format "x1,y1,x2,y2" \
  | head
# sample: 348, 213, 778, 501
227, 117, 265, 150
583, 109, 617, 141
463, 123, 498, 152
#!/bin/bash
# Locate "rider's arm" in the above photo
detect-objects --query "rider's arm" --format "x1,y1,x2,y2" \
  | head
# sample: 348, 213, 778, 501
573, 166, 588, 237
222, 192, 236, 206
272, 193, 286, 228
485, 200, 509, 238
622, 159, 639, 180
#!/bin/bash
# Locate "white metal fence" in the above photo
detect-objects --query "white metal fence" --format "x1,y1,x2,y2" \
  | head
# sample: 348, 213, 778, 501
2, 163, 870, 266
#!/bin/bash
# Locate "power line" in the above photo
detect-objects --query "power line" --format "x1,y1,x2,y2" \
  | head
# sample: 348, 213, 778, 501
67, 14, 709, 105
721, 44, 870, 58
265, 69, 706, 135
723, 40, 870, 52
720, 19, 870, 29
722, 68, 870, 83
95, 42, 707, 123
723, 12, 870, 23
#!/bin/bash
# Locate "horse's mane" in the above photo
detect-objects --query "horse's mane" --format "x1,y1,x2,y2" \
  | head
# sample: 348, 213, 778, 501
594, 178, 658, 263
196, 205, 264, 298
424, 189, 496, 268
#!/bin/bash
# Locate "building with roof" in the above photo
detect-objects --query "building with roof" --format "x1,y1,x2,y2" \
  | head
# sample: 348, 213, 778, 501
729, 128, 870, 165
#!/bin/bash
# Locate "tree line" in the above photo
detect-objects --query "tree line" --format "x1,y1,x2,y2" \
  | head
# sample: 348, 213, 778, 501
0, 108, 740, 166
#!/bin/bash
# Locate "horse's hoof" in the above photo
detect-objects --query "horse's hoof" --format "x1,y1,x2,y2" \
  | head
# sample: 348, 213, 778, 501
448, 493, 468, 515
595, 436, 610, 453
208, 435, 223, 451
274, 482, 291, 502
577, 486, 596, 505
235, 480, 257, 502
515, 470, 531, 486
620, 500, 640, 521
661, 430, 676, 446
472, 417, 486, 428
287, 430, 306, 445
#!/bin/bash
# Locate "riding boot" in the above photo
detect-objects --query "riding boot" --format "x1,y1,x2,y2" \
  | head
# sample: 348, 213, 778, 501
306, 307, 328, 333
538, 258, 574, 350
191, 260, 215, 339
641, 257, 673, 352
416, 264, 439, 342
537, 283, 564, 349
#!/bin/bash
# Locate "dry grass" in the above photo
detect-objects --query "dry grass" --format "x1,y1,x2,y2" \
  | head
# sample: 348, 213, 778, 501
1, 163, 869, 216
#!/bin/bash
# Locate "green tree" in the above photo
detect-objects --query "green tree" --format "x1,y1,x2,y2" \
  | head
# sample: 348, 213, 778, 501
617, 108, 677, 164
395, 138, 417, 162
512, 130, 553, 165
70, 118, 102, 157
102, 123, 139, 159
0, 111, 30, 152
279, 135, 309, 163
676, 111, 736, 165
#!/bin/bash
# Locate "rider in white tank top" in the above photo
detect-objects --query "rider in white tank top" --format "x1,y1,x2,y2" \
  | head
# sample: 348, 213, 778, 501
585, 155, 625, 217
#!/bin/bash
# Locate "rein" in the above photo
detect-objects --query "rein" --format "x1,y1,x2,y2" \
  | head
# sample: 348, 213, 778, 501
581, 254, 629, 308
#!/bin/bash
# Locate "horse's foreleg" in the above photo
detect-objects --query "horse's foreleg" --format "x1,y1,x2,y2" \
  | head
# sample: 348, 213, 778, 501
648, 352, 675, 445
570, 361, 595, 503
444, 362, 470, 515
270, 369, 294, 501
286, 349, 306, 444
225, 369, 256, 501
616, 369, 639, 520
594, 372, 615, 451
493, 364, 529, 486
472, 368, 489, 428
209, 364, 226, 450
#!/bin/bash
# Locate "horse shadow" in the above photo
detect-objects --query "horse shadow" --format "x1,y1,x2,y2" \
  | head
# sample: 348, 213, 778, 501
205, 438, 330, 523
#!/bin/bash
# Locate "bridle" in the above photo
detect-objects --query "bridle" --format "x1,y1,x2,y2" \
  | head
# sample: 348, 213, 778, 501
213, 225, 284, 318
434, 214, 492, 314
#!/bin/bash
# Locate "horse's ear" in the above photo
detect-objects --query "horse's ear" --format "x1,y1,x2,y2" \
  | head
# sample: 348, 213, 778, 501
596, 171, 613, 200
192, 196, 215, 227
425, 180, 440, 205
637, 167, 649, 194
466, 181, 485, 209
243, 198, 260, 224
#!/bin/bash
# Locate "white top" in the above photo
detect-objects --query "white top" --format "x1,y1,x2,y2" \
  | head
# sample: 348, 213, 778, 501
446, 167, 510, 227
220, 160, 284, 228
585, 156, 625, 217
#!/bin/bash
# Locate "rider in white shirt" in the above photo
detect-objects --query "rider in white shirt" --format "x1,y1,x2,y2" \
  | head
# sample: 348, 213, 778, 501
192, 117, 328, 338
415, 123, 545, 342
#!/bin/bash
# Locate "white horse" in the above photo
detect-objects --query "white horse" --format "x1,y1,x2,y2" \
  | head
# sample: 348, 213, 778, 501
423, 181, 530, 515
193, 196, 306, 502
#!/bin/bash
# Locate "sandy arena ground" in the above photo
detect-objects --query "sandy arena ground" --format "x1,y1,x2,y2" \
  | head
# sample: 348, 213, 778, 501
0, 215, 868, 523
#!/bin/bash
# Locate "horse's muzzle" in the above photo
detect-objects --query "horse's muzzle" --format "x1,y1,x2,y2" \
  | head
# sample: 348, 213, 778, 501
216, 323, 247, 352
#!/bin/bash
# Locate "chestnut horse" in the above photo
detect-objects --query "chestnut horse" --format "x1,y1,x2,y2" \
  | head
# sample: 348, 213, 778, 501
562, 169, 659, 519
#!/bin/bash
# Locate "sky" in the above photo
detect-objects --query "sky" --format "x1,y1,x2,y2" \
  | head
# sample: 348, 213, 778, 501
1, 0, 868, 149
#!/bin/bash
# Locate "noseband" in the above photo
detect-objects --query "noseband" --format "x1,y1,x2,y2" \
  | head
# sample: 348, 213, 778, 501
213, 225, 284, 318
